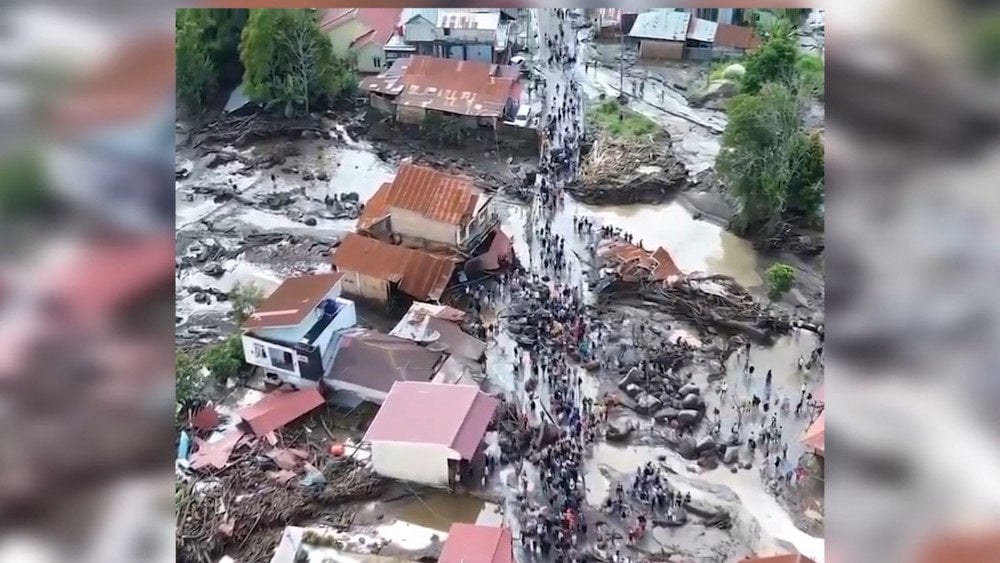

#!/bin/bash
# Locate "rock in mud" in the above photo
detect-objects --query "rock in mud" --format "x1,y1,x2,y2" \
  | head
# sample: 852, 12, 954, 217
341, 192, 360, 203
618, 367, 641, 388
606, 420, 634, 443
636, 394, 662, 414
696, 436, 717, 454
678, 436, 699, 460
722, 446, 740, 465
681, 393, 702, 410
678, 382, 700, 396
316, 171, 330, 181
676, 409, 702, 427
303, 171, 314, 181
206, 152, 237, 169
623, 383, 642, 399
697, 455, 719, 470
303, 217, 318, 226
203, 262, 225, 277
653, 407, 679, 422
193, 292, 210, 304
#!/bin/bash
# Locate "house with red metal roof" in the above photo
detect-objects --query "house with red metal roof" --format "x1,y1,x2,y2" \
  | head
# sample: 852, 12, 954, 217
360, 55, 521, 125
321, 8, 404, 74
331, 233, 459, 305
357, 161, 499, 254
439, 523, 514, 563
363, 381, 498, 487
240, 273, 358, 386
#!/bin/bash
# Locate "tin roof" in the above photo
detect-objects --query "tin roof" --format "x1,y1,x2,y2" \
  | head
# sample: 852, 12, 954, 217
331, 233, 457, 301
327, 328, 447, 396
629, 10, 691, 41
714, 23, 760, 50
363, 382, 498, 460
361, 56, 518, 118
651, 247, 681, 281
599, 240, 682, 283
243, 273, 344, 330
439, 523, 514, 563
437, 9, 500, 31
373, 161, 478, 226
687, 17, 719, 43
322, 8, 403, 48
236, 388, 326, 436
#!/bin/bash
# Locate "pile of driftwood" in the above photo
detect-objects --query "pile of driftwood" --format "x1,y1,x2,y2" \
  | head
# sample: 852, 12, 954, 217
572, 134, 687, 204
176, 443, 381, 563
193, 114, 327, 148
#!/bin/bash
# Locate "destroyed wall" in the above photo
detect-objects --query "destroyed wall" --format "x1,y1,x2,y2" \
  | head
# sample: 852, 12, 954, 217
370, 440, 452, 486
390, 206, 460, 249
370, 92, 394, 113
340, 271, 391, 303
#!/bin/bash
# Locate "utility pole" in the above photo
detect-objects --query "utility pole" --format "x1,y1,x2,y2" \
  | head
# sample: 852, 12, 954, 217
618, 17, 626, 103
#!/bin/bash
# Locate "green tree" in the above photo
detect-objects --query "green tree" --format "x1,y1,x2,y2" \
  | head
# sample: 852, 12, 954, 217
765, 263, 796, 300
718, 83, 824, 235
240, 9, 356, 116
179, 9, 249, 87
741, 22, 798, 95
202, 335, 245, 382
176, 349, 205, 412
229, 282, 264, 324
176, 14, 217, 115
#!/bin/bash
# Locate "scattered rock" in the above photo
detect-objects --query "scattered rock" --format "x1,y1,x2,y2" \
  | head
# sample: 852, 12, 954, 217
681, 393, 702, 410
193, 292, 210, 304
206, 152, 237, 169
618, 367, 642, 389
697, 455, 719, 470
605, 420, 634, 443
303, 217, 318, 226
723, 446, 739, 465
623, 383, 643, 399
316, 171, 330, 181
653, 407, 679, 423
202, 262, 225, 278
695, 436, 716, 454
676, 409, 701, 427
678, 382, 700, 396
341, 192, 360, 203
636, 394, 662, 414
303, 172, 314, 181
678, 436, 699, 460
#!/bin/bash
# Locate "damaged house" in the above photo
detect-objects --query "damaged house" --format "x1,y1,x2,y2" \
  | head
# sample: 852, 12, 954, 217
241, 273, 358, 387
360, 55, 522, 126
357, 161, 500, 254
597, 239, 682, 284
331, 232, 458, 305
363, 381, 498, 488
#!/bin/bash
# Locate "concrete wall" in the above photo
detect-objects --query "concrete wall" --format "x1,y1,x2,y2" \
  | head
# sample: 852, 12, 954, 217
356, 42, 388, 74
390, 207, 459, 246
340, 271, 390, 302
397, 105, 427, 124
370, 93, 394, 113
242, 335, 302, 378
404, 17, 436, 43
371, 441, 453, 487
639, 39, 685, 61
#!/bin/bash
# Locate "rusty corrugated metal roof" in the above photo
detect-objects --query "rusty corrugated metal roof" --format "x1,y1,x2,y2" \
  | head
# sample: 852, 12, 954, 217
358, 162, 478, 229
243, 273, 344, 330
331, 233, 457, 301
651, 247, 681, 281
236, 388, 326, 436
361, 55, 518, 118
714, 23, 759, 50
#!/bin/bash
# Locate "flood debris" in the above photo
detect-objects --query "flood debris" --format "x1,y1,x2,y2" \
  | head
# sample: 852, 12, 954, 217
573, 132, 687, 205
192, 113, 327, 149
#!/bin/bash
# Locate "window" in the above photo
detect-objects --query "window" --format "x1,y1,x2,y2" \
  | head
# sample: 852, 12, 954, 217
269, 348, 295, 371
373, 56, 382, 68
696, 8, 719, 22
443, 27, 451, 36
252, 343, 266, 359
732, 8, 746, 25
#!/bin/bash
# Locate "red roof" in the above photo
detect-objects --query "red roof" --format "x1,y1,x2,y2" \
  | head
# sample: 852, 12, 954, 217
45, 236, 175, 322
243, 273, 344, 330
358, 162, 478, 230
802, 412, 825, 456
363, 382, 498, 460
321, 8, 403, 48
361, 56, 519, 118
651, 247, 682, 280
439, 523, 514, 563
745, 555, 816, 563
331, 234, 457, 301
236, 388, 326, 436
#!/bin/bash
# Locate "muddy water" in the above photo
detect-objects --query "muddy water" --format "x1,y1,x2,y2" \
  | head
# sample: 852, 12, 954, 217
576, 201, 763, 288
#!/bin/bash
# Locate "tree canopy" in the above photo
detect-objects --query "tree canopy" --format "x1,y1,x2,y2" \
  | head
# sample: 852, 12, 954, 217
176, 14, 217, 115
718, 82, 824, 236
240, 9, 356, 116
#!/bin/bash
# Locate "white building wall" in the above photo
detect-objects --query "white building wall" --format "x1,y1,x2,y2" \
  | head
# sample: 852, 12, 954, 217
404, 18, 436, 43
252, 280, 345, 344
241, 334, 301, 378
371, 441, 453, 487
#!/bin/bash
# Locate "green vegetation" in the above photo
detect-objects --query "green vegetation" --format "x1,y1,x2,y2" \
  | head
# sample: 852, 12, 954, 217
587, 100, 657, 138
972, 16, 1000, 77
741, 20, 799, 95
765, 262, 796, 300
241, 8, 357, 116
718, 83, 824, 236
201, 335, 245, 382
229, 282, 264, 324
176, 349, 206, 413
176, 14, 217, 115
0, 148, 51, 218
176, 335, 247, 415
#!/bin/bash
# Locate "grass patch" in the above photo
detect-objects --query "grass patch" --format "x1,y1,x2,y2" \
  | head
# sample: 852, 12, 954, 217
587, 100, 658, 138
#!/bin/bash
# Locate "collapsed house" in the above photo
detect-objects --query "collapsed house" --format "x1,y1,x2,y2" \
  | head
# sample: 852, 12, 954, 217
597, 239, 682, 284
362, 381, 498, 487
389, 301, 486, 369
360, 55, 522, 126
357, 161, 499, 255
331, 233, 459, 304
241, 273, 358, 387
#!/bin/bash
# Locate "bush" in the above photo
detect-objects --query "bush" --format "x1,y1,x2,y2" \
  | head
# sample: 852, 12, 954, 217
765, 263, 796, 300
230, 282, 264, 324
587, 100, 658, 139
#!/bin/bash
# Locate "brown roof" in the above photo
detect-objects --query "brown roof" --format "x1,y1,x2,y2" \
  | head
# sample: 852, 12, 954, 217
358, 162, 478, 230
714, 23, 760, 50
745, 555, 816, 563
243, 273, 344, 330
331, 234, 457, 301
363, 381, 498, 459
236, 388, 326, 436
651, 247, 681, 280
599, 240, 682, 283
328, 329, 447, 395
361, 55, 518, 117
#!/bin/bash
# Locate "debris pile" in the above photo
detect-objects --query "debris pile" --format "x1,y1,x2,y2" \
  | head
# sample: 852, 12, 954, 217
193, 114, 328, 148
573, 135, 687, 204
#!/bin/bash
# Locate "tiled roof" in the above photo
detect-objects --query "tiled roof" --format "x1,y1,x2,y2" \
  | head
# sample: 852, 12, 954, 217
363, 381, 498, 460
439, 523, 514, 563
243, 273, 344, 330
361, 56, 518, 118
360, 161, 478, 227
331, 233, 457, 301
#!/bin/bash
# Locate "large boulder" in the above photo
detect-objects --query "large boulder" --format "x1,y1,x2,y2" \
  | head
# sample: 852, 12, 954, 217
623, 383, 643, 399
636, 394, 662, 414
606, 420, 634, 443
676, 409, 702, 427
697, 455, 719, 470
722, 446, 740, 465
653, 407, 679, 423
681, 393, 702, 410
678, 436, 699, 460
688, 79, 740, 108
696, 435, 717, 454
618, 367, 642, 389
678, 382, 700, 396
